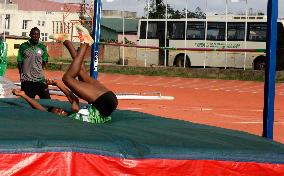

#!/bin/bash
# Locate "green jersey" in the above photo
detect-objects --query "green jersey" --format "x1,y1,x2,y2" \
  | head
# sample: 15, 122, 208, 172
69, 105, 111, 124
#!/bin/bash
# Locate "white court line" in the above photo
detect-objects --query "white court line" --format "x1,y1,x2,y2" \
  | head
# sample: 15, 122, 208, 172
123, 107, 142, 110
233, 122, 284, 124
168, 79, 201, 88
158, 78, 184, 87
108, 76, 284, 96
201, 108, 213, 111
184, 80, 218, 89
101, 75, 125, 84
132, 77, 165, 86
115, 75, 145, 85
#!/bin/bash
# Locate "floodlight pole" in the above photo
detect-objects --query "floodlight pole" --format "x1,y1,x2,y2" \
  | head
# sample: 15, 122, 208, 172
164, 0, 167, 67
144, 0, 150, 67
2, 0, 7, 41
183, 0, 187, 68
91, 0, 102, 79
262, 0, 278, 140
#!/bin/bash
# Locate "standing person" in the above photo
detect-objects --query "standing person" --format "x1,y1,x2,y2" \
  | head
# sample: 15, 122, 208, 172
13, 24, 118, 123
17, 27, 51, 99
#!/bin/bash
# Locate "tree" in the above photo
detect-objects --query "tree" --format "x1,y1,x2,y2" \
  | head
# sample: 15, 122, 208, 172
181, 7, 206, 19
257, 11, 265, 15
145, 0, 166, 19
194, 7, 206, 19
143, 0, 205, 19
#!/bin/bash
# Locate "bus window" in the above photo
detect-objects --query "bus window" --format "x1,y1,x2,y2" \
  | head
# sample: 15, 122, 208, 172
140, 21, 158, 39
207, 22, 225, 41
247, 22, 266, 42
227, 22, 245, 41
170, 22, 185, 40
187, 22, 205, 40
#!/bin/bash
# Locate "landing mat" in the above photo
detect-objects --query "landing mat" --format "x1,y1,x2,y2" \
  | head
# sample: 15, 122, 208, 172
0, 98, 284, 175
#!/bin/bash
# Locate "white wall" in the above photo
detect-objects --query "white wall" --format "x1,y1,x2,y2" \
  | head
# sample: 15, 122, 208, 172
118, 34, 137, 44
0, 3, 80, 42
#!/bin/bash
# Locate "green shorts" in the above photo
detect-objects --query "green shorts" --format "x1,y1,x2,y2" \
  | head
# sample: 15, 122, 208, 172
69, 105, 111, 124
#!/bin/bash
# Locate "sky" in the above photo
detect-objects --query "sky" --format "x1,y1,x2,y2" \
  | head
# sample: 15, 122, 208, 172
56, 0, 284, 18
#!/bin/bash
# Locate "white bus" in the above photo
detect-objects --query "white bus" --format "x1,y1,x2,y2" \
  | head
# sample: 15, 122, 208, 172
137, 15, 284, 70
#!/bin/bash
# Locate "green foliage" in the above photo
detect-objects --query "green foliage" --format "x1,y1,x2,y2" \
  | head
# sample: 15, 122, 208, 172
7, 59, 284, 82
99, 65, 269, 82
144, 0, 205, 19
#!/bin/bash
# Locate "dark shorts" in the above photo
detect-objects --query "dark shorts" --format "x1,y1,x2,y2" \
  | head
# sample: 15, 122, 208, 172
92, 91, 118, 117
21, 81, 51, 99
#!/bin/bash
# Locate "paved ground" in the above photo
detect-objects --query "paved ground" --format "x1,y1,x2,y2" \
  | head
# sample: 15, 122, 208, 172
6, 69, 284, 144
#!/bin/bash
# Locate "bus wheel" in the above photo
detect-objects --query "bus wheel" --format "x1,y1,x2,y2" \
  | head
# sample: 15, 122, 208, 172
253, 57, 266, 71
175, 55, 190, 68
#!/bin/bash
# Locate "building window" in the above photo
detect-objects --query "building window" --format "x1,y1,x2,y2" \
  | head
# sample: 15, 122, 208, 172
5, 14, 10, 29
22, 20, 29, 29
56, 21, 60, 33
52, 21, 55, 33
14, 44, 20, 49
52, 21, 63, 33
38, 21, 45, 27
41, 33, 48, 41
22, 32, 27, 36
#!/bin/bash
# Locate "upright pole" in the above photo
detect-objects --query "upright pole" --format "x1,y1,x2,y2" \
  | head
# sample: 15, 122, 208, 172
122, 10, 125, 66
144, 0, 150, 67
204, 0, 208, 68
91, 0, 102, 79
244, 0, 248, 70
184, 0, 188, 68
262, 0, 278, 140
164, 0, 167, 67
225, 0, 228, 69
2, 0, 7, 41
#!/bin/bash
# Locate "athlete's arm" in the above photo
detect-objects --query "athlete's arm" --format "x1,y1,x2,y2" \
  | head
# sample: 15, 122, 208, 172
46, 79, 79, 112
12, 89, 46, 111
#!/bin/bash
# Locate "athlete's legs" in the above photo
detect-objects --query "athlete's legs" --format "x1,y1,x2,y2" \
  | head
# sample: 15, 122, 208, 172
61, 44, 91, 101
63, 43, 88, 78
50, 25, 106, 103
63, 40, 93, 83
62, 40, 77, 58
62, 42, 109, 103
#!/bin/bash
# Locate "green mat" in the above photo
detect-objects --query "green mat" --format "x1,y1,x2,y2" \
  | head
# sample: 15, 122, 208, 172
1, 98, 284, 163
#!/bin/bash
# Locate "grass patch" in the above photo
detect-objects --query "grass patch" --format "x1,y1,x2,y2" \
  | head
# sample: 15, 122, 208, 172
6, 58, 284, 83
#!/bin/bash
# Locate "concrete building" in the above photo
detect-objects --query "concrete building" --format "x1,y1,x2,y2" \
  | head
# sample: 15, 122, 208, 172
0, 0, 139, 42
0, 0, 139, 62
102, 10, 137, 19
0, 0, 80, 42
